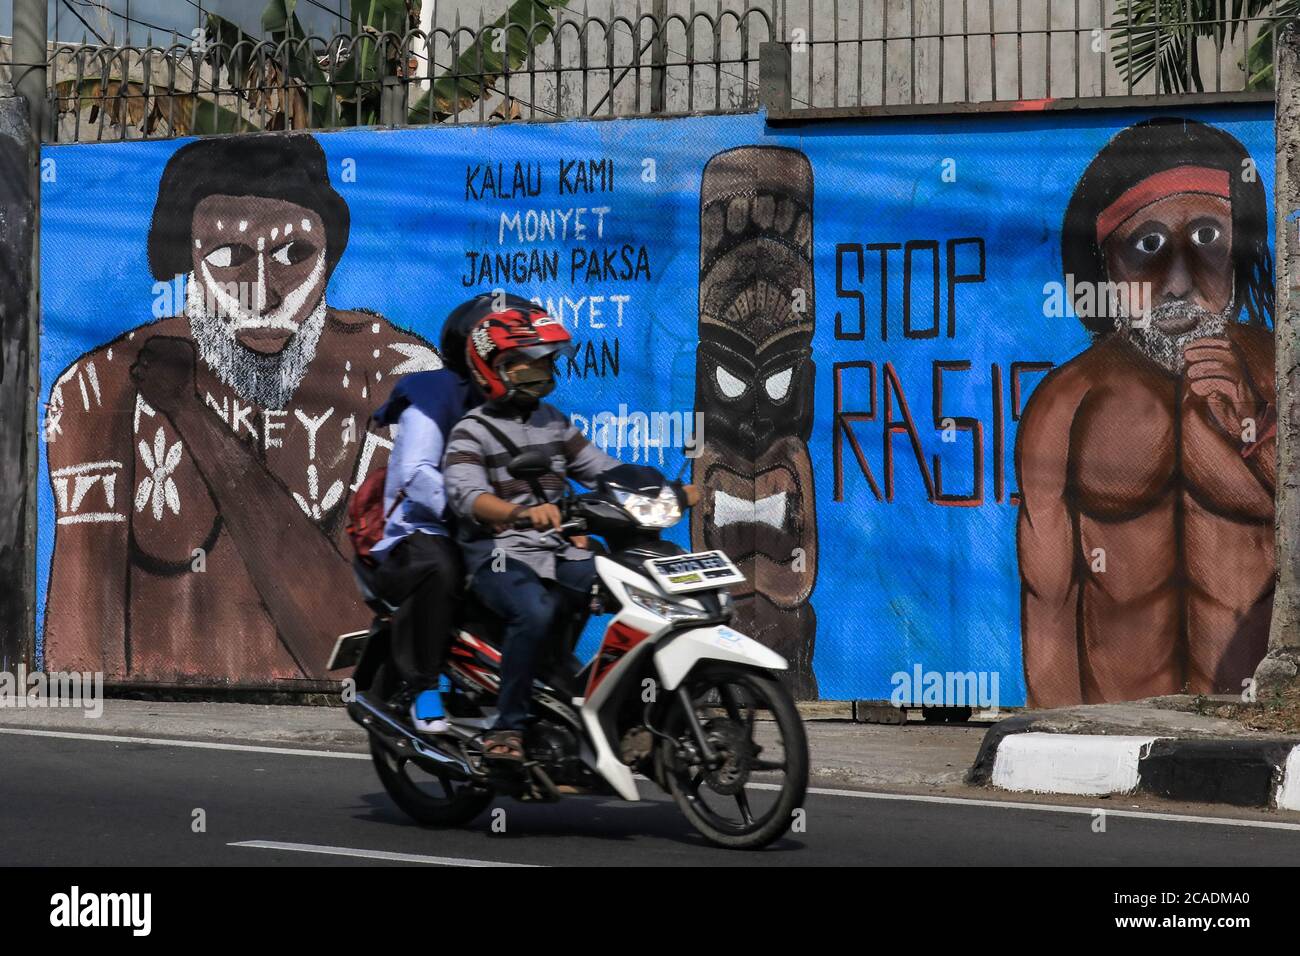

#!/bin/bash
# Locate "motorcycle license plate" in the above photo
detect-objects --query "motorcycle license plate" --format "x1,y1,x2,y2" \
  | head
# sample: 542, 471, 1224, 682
643, 550, 746, 594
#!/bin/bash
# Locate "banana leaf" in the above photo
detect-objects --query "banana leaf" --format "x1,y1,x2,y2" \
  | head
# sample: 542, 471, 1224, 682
206, 7, 336, 128
329, 0, 418, 120
63, 0, 565, 133
407, 0, 568, 123
52, 77, 256, 136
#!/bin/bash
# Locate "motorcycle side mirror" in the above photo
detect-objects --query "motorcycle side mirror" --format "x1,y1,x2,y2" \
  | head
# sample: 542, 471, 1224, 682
506, 450, 552, 482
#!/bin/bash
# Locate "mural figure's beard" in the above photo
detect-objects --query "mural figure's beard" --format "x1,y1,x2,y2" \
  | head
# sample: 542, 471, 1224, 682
1127, 300, 1232, 375
185, 272, 327, 409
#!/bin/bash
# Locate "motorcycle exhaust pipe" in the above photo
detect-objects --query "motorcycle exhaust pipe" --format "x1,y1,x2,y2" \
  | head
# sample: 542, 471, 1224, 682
347, 695, 475, 776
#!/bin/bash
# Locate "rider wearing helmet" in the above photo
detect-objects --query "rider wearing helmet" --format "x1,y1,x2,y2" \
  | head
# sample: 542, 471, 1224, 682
442, 293, 621, 763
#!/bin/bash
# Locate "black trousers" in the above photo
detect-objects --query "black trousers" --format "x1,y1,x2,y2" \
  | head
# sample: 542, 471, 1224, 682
371, 533, 463, 688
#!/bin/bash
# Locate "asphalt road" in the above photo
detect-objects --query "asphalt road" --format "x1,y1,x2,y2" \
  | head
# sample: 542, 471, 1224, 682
2, 728, 1300, 866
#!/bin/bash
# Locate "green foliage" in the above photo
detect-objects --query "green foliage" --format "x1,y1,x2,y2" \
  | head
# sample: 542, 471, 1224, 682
407, 0, 570, 123
188, 0, 568, 133
1112, 0, 1298, 93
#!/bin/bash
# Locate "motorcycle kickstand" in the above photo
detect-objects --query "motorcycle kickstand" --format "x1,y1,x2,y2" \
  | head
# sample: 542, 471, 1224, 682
527, 763, 563, 802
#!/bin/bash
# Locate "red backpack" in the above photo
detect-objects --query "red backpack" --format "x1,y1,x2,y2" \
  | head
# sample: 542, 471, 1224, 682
345, 468, 404, 566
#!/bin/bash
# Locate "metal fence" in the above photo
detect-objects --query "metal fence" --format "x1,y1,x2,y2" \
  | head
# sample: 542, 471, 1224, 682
24, 0, 1291, 143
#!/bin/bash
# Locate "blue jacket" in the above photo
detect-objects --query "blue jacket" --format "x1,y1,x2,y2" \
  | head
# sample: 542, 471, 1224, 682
368, 369, 474, 558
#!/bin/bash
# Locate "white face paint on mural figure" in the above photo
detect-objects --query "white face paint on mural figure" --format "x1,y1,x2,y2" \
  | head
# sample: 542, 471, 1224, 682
185, 194, 330, 409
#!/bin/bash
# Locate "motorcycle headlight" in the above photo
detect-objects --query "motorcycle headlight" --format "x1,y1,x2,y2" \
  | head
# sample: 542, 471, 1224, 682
624, 584, 708, 622
612, 486, 682, 528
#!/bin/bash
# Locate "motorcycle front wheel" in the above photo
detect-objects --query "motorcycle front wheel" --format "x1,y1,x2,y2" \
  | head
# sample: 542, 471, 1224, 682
656, 665, 809, 850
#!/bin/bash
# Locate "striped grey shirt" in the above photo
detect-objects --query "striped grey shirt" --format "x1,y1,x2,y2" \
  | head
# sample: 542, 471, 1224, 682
442, 401, 622, 580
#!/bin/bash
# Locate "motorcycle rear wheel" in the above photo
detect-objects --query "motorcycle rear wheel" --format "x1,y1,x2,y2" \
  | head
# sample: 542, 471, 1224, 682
367, 664, 494, 828
657, 665, 809, 850
370, 739, 495, 827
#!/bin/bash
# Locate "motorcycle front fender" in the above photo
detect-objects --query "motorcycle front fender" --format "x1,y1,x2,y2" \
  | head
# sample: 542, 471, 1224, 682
653, 624, 787, 692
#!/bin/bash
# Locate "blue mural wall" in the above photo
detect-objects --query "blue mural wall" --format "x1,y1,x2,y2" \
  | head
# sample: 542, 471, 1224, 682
38, 104, 1275, 703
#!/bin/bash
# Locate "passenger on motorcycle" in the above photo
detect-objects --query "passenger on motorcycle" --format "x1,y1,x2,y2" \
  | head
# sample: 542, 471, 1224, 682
365, 300, 482, 732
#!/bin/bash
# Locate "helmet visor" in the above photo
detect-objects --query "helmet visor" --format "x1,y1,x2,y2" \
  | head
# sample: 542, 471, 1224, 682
508, 340, 576, 363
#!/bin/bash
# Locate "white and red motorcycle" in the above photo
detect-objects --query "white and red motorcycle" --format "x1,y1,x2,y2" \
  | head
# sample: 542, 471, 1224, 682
331, 454, 808, 850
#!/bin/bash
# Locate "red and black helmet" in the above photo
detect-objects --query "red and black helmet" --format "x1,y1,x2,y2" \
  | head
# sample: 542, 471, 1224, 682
463, 294, 574, 400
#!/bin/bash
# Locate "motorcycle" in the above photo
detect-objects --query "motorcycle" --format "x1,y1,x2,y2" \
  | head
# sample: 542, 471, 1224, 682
329, 453, 809, 850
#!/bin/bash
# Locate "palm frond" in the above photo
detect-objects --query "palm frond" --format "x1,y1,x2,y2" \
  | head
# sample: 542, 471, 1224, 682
1112, 0, 1299, 92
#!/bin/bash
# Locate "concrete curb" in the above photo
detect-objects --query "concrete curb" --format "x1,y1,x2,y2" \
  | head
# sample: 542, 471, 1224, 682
969, 727, 1300, 810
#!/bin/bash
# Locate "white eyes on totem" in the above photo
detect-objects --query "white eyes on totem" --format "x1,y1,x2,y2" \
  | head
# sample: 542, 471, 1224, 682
715, 365, 794, 401
1191, 225, 1221, 246
715, 364, 747, 399
764, 366, 793, 401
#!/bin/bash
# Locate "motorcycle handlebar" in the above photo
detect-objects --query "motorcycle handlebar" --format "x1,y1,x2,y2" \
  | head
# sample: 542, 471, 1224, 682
511, 516, 588, 535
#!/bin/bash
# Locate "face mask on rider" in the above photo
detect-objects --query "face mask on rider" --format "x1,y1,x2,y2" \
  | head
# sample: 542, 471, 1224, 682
503, 357, 556, 403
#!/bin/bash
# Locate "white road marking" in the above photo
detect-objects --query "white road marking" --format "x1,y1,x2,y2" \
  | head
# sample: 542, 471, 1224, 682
748, 782, 1300, 831
0, 727, 369, 759
231, 840, 537, 867
7, 725, 1299, 833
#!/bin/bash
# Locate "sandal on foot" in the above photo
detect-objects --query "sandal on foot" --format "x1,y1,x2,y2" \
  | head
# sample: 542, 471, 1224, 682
483, 730, 525, 763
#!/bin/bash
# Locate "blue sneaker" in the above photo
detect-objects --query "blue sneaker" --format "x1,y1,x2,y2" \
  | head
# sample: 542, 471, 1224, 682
410, 686, 450, 734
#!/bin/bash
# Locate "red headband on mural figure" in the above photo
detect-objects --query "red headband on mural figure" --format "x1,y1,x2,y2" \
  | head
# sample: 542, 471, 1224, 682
1094, 165, 1231, 246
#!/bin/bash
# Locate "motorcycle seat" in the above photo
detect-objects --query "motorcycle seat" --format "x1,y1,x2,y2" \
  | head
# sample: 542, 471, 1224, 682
455, 593, 506, 645
452, 595, 585, 699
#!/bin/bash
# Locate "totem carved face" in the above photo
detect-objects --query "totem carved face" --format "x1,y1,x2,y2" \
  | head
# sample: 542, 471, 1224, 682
691, 146, 817, 609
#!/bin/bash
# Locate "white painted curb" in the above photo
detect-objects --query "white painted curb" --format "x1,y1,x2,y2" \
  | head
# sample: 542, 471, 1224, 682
991, 732, 1161, 796
1278, 747, 1300, 812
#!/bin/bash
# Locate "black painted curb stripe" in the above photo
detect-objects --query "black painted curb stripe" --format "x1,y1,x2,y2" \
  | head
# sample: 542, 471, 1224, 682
1138, 738, 1297, 807
969, 721, 1299, 807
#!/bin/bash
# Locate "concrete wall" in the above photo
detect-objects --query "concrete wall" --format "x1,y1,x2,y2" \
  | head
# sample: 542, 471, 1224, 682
0, 85, 34, 676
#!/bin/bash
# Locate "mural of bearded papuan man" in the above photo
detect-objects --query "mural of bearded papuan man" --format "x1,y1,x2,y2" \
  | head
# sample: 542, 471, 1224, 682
1017, 118, 1276, 707
43, 135, 439, 685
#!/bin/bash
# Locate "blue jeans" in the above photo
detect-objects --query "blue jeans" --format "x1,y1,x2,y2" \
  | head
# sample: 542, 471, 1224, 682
471, 556, 596, 730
